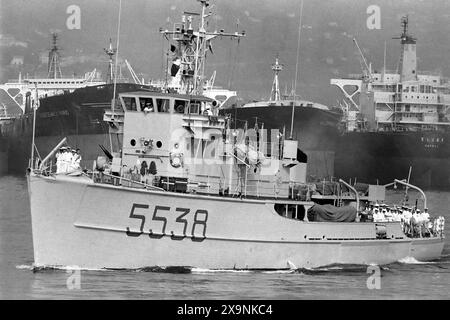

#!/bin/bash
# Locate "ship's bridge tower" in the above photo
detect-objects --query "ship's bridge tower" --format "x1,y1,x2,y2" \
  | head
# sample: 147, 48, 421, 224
395, 16, 418, 82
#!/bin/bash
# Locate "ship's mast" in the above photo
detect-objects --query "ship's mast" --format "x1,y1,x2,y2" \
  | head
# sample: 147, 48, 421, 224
47, 33, 63, 79
104, 39, 117, 84
270, 57, 283, 101
160, 0, 245, 95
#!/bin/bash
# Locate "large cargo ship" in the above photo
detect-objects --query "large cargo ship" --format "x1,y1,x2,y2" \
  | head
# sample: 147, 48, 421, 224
331, 17, 450, 189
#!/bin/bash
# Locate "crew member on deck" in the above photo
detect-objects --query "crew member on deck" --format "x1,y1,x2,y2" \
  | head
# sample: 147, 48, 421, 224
55, 148, 63, 173
402, 206, 412, 235
73, 148, 82, 170
59, 147, 69, 173
412, 209, 422, 237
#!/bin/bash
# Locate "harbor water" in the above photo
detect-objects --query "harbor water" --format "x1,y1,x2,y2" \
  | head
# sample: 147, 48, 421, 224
0, 175, 449, 299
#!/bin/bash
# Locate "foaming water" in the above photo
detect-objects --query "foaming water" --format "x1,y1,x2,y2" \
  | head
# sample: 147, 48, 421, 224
15, 264, 34, 270
1, 176, 449, 299
397, 256, 437, 265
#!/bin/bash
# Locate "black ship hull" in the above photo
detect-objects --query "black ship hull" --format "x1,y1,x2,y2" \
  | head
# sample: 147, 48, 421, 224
335, 131, 450, 189
223, 105, 342, 180
2, 83, 154, 173
0, 136, 7, 174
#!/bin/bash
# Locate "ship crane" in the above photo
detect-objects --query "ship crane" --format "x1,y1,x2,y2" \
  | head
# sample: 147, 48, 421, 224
125, 60, 142, 85
353, 38, 374, 83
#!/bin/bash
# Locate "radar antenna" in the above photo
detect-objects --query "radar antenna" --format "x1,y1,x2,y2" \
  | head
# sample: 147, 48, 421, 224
159, 0, 245, 95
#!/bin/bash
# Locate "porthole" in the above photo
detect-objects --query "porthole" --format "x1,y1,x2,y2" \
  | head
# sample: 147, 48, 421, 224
156, 141, 162, 148
130, 139, 136, 146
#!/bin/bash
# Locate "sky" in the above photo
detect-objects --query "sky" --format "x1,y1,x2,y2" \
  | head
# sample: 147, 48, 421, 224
1, 0, 450, 106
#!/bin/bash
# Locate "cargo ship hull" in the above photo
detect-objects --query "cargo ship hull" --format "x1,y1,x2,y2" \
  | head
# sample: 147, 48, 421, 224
2, 83, 152, 173
0, 136, 8, 174
335, 131, 450, 189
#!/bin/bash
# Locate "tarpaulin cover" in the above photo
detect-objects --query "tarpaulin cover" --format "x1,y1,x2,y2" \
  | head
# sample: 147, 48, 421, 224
307, 204, 357, 222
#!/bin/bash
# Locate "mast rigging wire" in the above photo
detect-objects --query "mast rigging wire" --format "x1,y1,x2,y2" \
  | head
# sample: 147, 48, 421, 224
290, 0, 304, 139
112, 0, 122, 114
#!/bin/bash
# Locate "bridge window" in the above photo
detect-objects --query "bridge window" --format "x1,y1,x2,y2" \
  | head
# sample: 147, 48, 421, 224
174, 100, 188, 114
140, 97, 154, 112
188, 103, 201, 114
123, 97, 138, 111
156, 98, 170, 113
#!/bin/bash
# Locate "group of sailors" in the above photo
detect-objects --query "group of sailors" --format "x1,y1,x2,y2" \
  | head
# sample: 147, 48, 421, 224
361, 203, 445, 238
55, 146, 82, 174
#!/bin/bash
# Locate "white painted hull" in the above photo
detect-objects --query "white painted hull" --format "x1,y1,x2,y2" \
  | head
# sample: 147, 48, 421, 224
27, 173, 445, 269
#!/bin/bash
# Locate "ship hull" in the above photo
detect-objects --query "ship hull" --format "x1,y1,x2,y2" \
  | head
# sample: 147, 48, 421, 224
2, 83, 151, 173
28, 173, 444, 269
336, 131, 450, 189
0, 136, 8, 174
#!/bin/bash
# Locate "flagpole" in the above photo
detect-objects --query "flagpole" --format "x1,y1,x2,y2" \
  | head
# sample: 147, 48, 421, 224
31, 84, 38, 169
290, 0, 304, 140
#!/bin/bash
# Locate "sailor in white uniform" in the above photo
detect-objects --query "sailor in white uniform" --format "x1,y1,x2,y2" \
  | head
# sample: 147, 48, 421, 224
59, 147, 69, 173
73, 148, 82, 170
67, 148, 80, 172
373, 204, 384, 222
384, 207, 393, 222
402, 207, 413, 235
412, 209, 422, 237
55, 148, 63, 173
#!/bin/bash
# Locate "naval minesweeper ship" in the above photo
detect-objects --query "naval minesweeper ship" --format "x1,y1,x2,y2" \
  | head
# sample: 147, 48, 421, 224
331, 17, 450, 189
26, 0, 444, 270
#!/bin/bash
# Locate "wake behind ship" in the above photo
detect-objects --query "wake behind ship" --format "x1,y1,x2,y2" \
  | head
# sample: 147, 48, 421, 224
331, 17, 450, 189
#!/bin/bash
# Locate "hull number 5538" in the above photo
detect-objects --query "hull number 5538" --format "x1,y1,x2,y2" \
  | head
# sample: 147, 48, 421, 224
125, 203, 208, 241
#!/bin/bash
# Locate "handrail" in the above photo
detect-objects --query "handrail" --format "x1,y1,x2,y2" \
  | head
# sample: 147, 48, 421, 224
383, 179, 406, 188
339, 179, 359, 212
100, 172, 165, 191
394, 179, 427, 209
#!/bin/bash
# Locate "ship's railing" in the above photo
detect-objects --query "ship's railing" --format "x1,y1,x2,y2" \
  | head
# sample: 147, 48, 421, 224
92, 171, 164, 191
